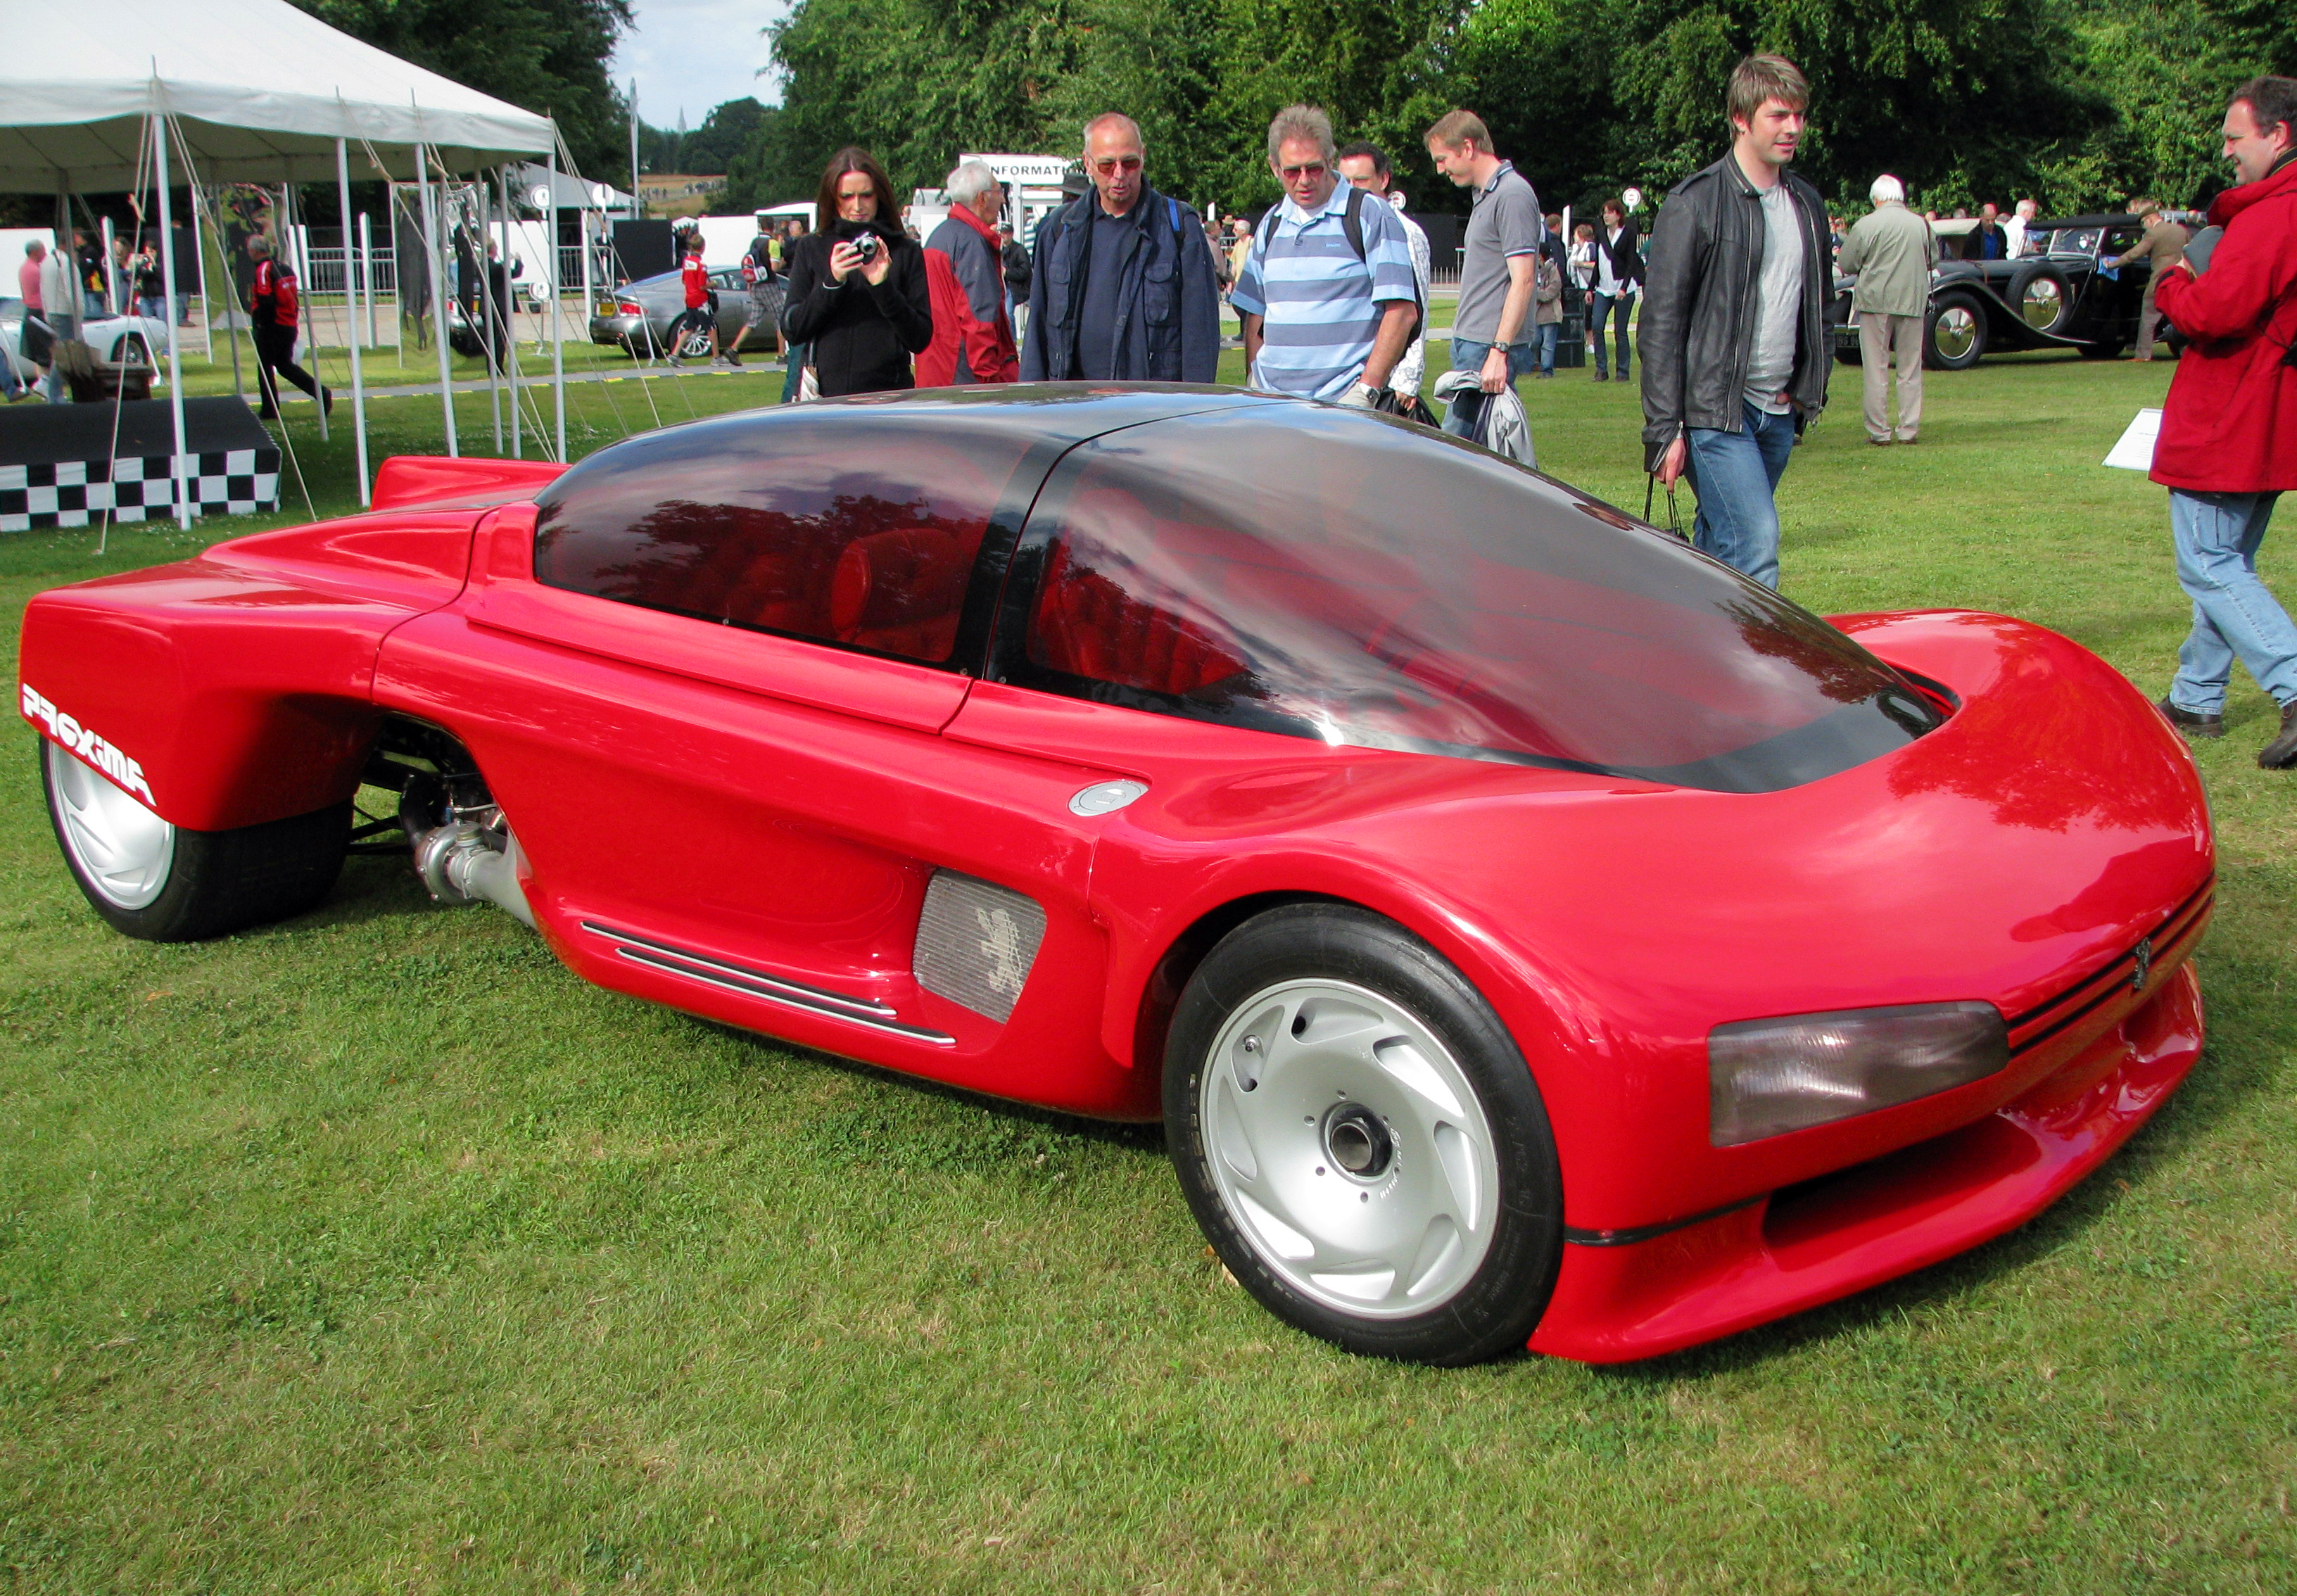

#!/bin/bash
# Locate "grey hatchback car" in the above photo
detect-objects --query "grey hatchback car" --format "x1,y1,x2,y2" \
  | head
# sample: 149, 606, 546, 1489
588, 267, 760, 358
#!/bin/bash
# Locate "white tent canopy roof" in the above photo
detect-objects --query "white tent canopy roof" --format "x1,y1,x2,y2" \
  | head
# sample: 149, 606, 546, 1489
0, 0, 555, 193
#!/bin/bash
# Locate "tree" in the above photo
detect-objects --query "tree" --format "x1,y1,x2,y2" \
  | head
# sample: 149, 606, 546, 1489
678, 99, 771, 176
291, 0, 634, 180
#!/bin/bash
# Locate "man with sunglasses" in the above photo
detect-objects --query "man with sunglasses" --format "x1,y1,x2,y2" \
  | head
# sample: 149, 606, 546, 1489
1233, 105, 1418, 405
1020, 113, 1221, 384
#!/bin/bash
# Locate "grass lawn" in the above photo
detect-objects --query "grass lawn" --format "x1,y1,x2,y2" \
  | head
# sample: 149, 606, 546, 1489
1, 353, 2292, 1593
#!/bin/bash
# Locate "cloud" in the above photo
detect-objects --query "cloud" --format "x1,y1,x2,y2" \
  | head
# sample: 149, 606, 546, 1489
610, 0, 792, 129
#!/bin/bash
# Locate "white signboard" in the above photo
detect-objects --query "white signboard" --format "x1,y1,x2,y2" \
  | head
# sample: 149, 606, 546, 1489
963, 153, 1072, 187
2104, 408, 2163, 472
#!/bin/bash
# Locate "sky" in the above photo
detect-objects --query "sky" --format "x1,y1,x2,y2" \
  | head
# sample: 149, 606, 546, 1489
609, 0, 792, 132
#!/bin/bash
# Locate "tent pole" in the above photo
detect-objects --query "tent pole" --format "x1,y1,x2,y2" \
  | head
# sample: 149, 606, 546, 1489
190, 182, 212, 360
151, 113, 191, 531
359, 211, 376, 350
479, 179, 502, 451
284, 185, 327, 443
336, 139, 369, 506
499, 165, 521, 460
417, 144, 457, 456
101, 216, 118, 315
215, 189, 244, 403
550, 133, 567, 464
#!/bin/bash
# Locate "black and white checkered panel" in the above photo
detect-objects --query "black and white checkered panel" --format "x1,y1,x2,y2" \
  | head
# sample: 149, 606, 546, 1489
0, 450, 279, 532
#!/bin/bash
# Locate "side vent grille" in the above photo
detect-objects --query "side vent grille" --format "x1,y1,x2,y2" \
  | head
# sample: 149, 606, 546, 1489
913, 870, 1048, 1024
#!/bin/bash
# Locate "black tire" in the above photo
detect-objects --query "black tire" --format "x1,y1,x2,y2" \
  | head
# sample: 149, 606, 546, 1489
2004, 261, 2073, 336
2079, 338, 2126, 360
1925, 291, 1987, 371
1164, 903, 1564, 1365
41, 742, 349, 942
118, 334, 152, 367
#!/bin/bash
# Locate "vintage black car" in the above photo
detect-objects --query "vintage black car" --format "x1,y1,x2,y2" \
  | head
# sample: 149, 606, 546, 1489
1833, 214, 2157, 371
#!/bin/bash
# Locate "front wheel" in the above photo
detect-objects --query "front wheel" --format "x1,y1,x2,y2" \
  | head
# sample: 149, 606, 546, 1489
42, 741, 348, 942
1925, 291, 1987, 370
1165, 904, 1564, 1365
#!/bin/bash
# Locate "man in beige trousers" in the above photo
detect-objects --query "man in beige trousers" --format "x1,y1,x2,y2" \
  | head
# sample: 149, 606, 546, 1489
2107, 198, 2190, 360
1837, 174, 1937, 444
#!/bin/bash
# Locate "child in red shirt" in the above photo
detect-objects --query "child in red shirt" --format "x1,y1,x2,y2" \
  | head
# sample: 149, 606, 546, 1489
666, 236, 721, 367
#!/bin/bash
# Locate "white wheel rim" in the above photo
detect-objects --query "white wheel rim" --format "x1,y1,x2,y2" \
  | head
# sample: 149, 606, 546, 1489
47, 741, 173, 909
2021, 281, 2063, 330
1198, 977, 1502, 1319
1935, 305, 1978, 360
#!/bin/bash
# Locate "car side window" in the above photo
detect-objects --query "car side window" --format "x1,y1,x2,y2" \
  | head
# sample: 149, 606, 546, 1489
531, 414, 1035, 668
996, 409, 1940, 792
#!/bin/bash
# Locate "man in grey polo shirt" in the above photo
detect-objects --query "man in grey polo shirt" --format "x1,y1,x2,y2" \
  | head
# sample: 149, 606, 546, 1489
1426, 109, 1543, 441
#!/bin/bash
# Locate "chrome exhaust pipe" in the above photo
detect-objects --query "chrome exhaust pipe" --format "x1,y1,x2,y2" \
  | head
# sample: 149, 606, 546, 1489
412, 821, 535, 928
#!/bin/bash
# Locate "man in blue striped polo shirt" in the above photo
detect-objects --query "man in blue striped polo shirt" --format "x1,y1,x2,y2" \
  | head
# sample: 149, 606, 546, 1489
1232, 104, 1419, 405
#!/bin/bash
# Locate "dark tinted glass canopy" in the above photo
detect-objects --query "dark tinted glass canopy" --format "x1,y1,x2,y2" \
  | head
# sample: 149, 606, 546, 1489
1004, 406, 1942, 792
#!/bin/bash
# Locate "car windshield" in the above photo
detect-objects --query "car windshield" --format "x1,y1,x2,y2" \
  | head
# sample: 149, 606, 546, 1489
1009, 407, 1943, 793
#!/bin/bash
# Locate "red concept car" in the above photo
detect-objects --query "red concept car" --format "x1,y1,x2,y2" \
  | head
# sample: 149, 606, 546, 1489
18, 387, 2213, 1365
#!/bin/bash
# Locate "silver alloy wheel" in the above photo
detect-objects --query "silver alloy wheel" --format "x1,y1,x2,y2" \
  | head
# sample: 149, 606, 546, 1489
2019, 279, 2063, 331
681, 329, 715, 357
1198, 977, 1502, 1318
46, 741, 174, 909
1934, 305, 1979, 361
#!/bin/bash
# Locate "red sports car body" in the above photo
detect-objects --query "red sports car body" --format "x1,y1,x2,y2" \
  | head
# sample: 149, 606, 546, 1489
17, 387, 2213, 1364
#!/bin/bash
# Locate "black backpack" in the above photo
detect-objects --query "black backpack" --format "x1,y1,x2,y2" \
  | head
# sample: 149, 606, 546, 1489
1255, 186, 1425, 346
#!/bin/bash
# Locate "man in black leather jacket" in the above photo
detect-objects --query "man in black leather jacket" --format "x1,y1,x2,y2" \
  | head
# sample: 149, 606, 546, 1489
1640, 54, 1833, 590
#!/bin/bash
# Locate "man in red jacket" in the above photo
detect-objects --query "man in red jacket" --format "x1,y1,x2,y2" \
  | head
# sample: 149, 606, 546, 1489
916, 159, 1018, 387
2151, 75, 2297, 769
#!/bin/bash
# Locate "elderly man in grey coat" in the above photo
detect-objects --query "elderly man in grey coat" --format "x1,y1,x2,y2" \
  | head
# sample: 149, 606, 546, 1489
1837, 174, 1937, 444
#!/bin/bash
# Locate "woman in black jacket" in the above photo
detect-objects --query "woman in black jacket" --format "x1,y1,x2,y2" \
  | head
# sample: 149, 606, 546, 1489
781, 147, 932, 397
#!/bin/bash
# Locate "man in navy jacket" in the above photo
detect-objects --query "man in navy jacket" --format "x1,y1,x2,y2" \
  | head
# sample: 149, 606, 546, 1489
1020, 114, 1221, 384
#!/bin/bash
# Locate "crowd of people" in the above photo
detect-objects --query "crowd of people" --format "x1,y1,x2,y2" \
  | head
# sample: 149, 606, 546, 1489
8, 225, 187, 403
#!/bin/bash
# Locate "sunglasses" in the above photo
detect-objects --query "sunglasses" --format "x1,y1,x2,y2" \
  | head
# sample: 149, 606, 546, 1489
1092, 156, 1144, 175
1279, 162, 1328, 182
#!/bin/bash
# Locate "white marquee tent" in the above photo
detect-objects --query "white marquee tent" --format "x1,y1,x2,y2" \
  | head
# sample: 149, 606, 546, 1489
0, 0, 572, 522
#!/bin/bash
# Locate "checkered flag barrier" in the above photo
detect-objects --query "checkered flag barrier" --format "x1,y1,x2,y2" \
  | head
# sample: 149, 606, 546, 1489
0, 449, 280, 532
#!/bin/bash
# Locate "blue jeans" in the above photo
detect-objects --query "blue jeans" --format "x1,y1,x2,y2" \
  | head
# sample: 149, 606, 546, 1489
1442, 336, 1532, 440
137, 295, 166, 321
1589, 291, 1635, 376
82, 291, 107, 322
1685, 400, 1797, 589
1533, 322, 1558, 374
2168, 490, 2297, 714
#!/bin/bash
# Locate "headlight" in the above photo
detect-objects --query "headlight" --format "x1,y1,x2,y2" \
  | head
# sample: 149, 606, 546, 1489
1709, 1001, 2008, 1146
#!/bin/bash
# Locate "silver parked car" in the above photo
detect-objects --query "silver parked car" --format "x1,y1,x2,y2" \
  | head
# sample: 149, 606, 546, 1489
587, 267, 755, 359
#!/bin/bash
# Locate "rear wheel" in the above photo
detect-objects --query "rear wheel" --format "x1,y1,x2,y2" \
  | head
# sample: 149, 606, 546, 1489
1165, 903, 1564, 1365
42, 742, 348, 942
1925, 291, 1987, 370
2006, 262, 2073, 336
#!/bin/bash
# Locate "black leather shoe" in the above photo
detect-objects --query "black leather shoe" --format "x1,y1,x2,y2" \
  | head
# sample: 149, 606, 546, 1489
2260, 699, 2297, 768
2157, 697, 2224, 740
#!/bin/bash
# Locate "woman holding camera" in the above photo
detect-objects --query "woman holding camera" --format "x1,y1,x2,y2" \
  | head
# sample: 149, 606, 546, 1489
781, 147, 932, 397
